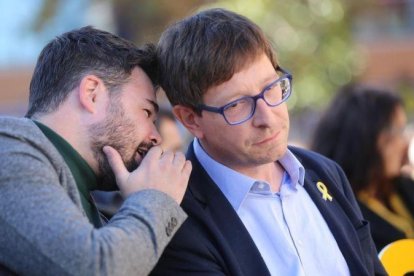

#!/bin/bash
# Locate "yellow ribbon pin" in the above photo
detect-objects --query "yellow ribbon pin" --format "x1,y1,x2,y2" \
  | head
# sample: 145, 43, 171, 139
316, 181, 333, 201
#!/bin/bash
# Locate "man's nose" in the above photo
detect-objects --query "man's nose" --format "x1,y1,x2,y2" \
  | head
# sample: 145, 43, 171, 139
252, 99, 275, 127
150, 127, 162, 146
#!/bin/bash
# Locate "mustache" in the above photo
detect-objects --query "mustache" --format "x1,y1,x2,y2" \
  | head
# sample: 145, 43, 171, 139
136, 141, 155, 157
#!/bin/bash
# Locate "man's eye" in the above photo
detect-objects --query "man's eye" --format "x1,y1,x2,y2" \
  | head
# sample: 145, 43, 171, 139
144, 109, 152, 118
227, 102, 239, 109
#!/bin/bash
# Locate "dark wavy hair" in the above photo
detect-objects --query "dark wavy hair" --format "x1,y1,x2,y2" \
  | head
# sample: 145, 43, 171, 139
27, 26, 157, 118
157, 8, 277, 112
310, 84, 403, 202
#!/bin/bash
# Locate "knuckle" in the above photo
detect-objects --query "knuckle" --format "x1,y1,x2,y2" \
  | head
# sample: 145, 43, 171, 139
163, 151, 174, 158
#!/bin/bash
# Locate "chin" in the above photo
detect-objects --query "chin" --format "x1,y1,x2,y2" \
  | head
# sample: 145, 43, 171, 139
252, 151, 282, 165
269, 142, 288, 158
125, 158, 139, 172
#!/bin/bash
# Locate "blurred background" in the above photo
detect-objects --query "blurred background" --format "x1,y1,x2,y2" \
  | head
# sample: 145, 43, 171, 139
1, 0, 414, 147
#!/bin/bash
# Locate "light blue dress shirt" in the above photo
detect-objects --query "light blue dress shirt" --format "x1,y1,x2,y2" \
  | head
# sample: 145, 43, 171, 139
193, 138, 350, 276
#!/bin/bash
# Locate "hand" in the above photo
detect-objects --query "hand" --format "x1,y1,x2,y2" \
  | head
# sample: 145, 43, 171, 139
103, 145, 192, 204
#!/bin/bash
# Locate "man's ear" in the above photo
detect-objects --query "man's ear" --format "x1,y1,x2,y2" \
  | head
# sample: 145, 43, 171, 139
173, 105, 204, 139
78, 75, 106, 113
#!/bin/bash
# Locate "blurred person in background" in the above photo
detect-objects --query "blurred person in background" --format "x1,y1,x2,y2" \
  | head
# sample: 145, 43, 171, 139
311, 84, 414, 251
0, 26, 191, 275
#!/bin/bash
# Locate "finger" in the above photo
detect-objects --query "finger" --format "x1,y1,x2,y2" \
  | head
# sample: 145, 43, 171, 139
143, 145, 163, 161
182, 160, 192, 175
103, 146, 129, 180
172, 152, 186, 166
160, 150, 174, 162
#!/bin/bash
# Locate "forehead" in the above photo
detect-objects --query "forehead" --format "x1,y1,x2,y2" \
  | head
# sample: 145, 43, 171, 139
122, 67, 156, 103
203, 53, 276, 105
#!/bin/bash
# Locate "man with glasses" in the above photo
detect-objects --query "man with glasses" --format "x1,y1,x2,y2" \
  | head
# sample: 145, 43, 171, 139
151, 8, 385, 276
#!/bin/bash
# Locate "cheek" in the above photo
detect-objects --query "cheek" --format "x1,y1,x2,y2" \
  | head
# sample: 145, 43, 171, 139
392, 138, 407, 160
210, 125, 237, 144
273, 106, 290, 128
132, 113, 153, 137
202, 122, 246, 152
198, 115, 227, 138
274, 103, 289, 116
136, 122, 154, 141
383, 141, 405, 176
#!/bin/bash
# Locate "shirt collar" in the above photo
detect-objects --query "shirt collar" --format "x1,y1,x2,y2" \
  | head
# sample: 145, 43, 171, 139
193, 138, 305, 211
279, 148, 305, 188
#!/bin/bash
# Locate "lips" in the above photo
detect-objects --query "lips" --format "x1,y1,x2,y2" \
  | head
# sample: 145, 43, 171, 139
136, 146, 149, 159
134, 142, 154, 163
254, 132, 279, 145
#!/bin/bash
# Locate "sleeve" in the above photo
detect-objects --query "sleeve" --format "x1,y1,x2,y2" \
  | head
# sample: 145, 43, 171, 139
150, 218, 228, 275
0, 136, 187, 276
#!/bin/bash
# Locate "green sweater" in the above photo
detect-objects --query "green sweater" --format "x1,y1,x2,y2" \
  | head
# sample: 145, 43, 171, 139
35, 121, 102, 227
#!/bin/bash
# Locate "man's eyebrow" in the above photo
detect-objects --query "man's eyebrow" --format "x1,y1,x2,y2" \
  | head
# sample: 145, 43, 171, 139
147, 99, 159, 113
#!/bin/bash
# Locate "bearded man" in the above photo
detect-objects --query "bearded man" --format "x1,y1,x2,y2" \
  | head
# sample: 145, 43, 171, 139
0, 26, 191, 275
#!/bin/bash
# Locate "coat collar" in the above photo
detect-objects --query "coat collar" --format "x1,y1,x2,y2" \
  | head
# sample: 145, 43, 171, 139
185, 143, 372, 276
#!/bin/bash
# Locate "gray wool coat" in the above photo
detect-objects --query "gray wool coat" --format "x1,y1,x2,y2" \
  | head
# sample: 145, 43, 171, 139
0, 116, 186, 276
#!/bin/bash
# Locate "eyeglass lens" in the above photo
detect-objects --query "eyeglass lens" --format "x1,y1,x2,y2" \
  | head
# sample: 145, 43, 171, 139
223, 76, 291, 124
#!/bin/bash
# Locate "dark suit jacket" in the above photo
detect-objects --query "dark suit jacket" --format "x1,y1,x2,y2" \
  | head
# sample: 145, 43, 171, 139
151, 144, 386, 275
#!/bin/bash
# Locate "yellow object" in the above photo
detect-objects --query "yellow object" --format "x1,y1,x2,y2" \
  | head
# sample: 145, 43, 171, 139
316, 181, 332, 201
358, 191, 414, 239
379, 239, 414, 276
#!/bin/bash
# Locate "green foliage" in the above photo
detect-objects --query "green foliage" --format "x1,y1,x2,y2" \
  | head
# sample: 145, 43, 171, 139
201, 0, 359, 112
33, 0, 414, 116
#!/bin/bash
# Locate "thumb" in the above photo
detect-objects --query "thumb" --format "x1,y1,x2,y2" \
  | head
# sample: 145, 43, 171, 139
103, 146, 128, 183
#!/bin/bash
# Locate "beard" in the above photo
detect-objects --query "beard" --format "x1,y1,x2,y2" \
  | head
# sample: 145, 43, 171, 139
89, 100, 152, 191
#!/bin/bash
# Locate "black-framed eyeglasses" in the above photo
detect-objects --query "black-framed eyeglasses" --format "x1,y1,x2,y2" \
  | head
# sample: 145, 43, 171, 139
196, 66, 292, 125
